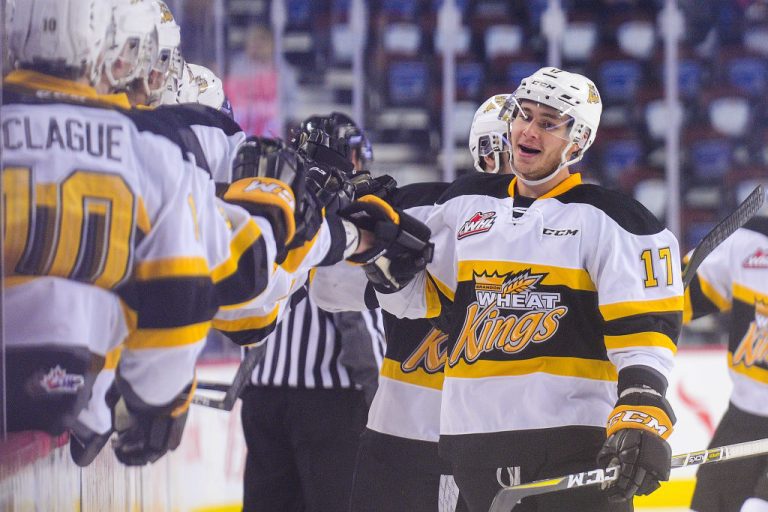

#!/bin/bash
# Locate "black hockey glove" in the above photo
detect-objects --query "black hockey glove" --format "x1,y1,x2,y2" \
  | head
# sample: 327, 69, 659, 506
348, 171, 397, 200
111, 379, 194, 466
596, 389, 676, 501
69, 382, 121, 467
339, 195, 433, 293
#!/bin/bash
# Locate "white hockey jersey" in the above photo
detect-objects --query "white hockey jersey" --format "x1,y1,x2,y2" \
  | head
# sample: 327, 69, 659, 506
375, 172, 683, 464
686, 217, 768, 417
1, 70, 286, 409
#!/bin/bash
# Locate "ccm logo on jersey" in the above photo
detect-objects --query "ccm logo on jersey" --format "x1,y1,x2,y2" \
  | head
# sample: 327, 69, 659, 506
543, 228, 578, 236
743, 248, 768, 268
458, 211, 496, 239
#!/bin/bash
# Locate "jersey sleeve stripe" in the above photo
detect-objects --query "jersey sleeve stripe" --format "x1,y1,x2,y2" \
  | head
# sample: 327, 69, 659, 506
604, 332, 677, 352
104, 346, 122, 370
458, 261, 596, 291
381, 358, 444, 390
212, 304, 280, 331
119, 277, 217, 328
210, 219, 262, 283
425, 274, 444, 318
124, 320, 211, 349
212, 235, 271, 307
449, 356, 618, 381
280, 229, 320, 274
600, 296, 684, 321
733, 283, 767, 308
134, 257, 210, 280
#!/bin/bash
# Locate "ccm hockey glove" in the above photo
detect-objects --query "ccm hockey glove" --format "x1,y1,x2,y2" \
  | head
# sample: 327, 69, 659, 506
339, 195, 433, 292
596, 387, 676, 501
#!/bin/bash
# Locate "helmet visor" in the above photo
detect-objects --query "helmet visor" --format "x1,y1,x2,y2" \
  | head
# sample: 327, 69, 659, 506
503, 97, 575, 143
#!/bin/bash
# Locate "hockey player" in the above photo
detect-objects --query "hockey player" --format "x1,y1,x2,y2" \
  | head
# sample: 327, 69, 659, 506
349, 68, 683, 511
309, 95, 512, 511
238, 116, 389, 512
686, 214, 768, 512
3, 0, 338, 466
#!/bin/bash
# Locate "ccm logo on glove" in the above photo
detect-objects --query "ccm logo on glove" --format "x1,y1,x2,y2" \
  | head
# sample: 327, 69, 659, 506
606, 405, 673, 439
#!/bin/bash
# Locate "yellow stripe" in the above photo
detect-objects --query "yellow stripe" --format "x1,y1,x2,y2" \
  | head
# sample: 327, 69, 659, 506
211, 220, 262, 283
134, 257, 210, 280
381, 358, 444, 390
604, 332, 677, 353
2, 275, 36, 288
699, 275, 731, 312
425, 277, 442, 318
514, 477, 565, 489
358, 194, 399, 223
458, 261, 596, 291
507, 173, 582, 199
124, 321, 210, 349
104, 347, 122, 370
600, 295, 683, 321
171, 373, 196, 417
729, 352, 768, 385
448, 356, 618, 381
430, 273, 455, 301
212, 305, 280, 332
734, 283, 768, 307
136, 198, 151, 234
683, 287, 693, 324
281, 229, 320, 274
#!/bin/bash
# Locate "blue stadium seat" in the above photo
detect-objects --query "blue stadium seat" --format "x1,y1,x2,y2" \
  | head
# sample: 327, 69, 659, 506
596, 58, 644, 104
725, 55, 768, 96
285, 0, 313, 30
506, 61, 542, 90
686, 130, 734, 183
600, 137, 644, 185
387, 60, 430, 106
456, 61, 485, 101
678, 58, 705, 99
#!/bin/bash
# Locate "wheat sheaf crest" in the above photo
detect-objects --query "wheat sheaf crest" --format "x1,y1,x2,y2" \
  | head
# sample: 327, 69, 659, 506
501, 270, 544, 294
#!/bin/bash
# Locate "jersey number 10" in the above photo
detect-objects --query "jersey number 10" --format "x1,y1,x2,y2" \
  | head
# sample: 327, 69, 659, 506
3, 166, 137, 289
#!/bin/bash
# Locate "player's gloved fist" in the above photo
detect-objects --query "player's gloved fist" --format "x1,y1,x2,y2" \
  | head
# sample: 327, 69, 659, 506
111, 381, 194, 466
347, 171, 397, 201
596, 390, 675, 501
224, 177, 298, 249
339, 195, 433, 292
69, 382, 121, 467
305, 163, 352, 212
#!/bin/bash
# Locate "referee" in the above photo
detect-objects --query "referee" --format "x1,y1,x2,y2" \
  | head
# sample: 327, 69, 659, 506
240, 114, 385, 512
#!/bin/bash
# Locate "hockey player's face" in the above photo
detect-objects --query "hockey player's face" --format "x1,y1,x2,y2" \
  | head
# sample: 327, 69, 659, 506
510, 101, 573, 179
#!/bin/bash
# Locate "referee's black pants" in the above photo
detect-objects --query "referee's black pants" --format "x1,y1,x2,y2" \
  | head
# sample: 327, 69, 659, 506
241, 386, 368, 512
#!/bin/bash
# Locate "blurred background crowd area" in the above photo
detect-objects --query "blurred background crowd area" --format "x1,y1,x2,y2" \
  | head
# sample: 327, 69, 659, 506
144, 0, 768, 347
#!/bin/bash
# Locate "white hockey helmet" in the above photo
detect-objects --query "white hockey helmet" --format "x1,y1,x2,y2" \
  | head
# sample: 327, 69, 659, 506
146, 0, 181, 105
469, 94, 512, 173
6, 0, 112, 86
187, 63, 233, 116
502, 67, 602, 181
101, 0, 158, 94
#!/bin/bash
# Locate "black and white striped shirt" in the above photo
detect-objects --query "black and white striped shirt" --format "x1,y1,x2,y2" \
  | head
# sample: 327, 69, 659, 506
250, 291, 385, 390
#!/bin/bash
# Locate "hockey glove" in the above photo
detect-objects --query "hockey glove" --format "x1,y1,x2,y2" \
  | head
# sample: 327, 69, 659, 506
229, 138, 324, 252
347, 171, 397, 201
111, 381, 195, 466
69, 382, 121, 467
596, 388, 676, 501
339, 195, 433, 293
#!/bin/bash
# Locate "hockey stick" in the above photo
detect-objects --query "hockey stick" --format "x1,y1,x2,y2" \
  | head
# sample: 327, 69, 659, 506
184, 340, 267, 411
682, 184, 764, 288
489, 437, 768, 512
